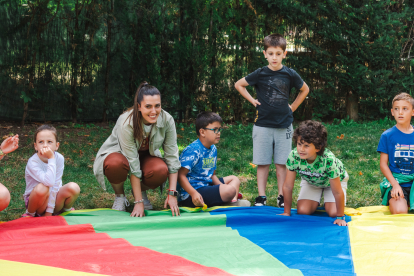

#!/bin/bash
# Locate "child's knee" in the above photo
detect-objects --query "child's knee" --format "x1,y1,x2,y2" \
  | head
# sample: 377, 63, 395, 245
0, 184, 11, 211
297, 205, 314, 215
33, 183, 49, 197
220, 185, 237, 200
67, 182, 81, 195
228, 175, 240, 186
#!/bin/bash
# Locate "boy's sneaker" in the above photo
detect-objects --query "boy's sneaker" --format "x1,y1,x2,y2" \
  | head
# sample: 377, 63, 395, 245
112, 194, 129, 211
238, 192, 243, 200
223, 199, 251, 207
142, 191, 153, 210
254, 196, 267, 206
277, 194, 284, 208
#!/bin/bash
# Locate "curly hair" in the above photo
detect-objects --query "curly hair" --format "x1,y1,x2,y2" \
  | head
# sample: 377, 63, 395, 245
293, 120, 327, 156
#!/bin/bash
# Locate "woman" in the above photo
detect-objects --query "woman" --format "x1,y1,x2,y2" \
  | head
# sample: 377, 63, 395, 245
93, 82, 181, 217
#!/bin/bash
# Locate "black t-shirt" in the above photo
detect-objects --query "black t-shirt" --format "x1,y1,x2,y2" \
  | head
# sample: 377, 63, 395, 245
245, 66, 304, 128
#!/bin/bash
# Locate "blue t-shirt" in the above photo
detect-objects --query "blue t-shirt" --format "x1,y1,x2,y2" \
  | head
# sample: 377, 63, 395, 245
377, 126, 414, 187
177, 139, 217, 201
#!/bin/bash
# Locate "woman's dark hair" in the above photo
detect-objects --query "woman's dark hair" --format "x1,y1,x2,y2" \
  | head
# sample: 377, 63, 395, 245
293, 120, 327, 156
125, 81, 161, 142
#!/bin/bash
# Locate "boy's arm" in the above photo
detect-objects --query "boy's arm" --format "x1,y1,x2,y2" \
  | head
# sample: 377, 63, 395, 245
290, 82, 310, 112
329, 177, 347, 226
234, 78, 261, 107
280, 170, 297, 216
211, 171, 222, 185
178, 167, 204, 207
380, 152, 404, 199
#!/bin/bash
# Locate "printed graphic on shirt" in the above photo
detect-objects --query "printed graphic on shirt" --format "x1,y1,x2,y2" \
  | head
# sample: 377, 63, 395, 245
394, 144, 414, 172
286, 148, 346, 188
202, 157, 215, 169
177, 139, 217, 201
265, 77, 289, 107
286, 126, 292, 139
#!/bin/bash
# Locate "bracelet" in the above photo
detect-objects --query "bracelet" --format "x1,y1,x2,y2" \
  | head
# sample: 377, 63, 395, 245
336, 216, 345, 221
0, 149, 5, 156
134, 199, 144, 204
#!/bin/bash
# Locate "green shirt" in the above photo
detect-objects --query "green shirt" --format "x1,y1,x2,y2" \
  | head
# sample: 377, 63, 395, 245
286, 148, 346, 188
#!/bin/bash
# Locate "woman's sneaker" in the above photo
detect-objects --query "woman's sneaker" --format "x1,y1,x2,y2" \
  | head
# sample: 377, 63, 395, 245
277, 194, 284, 208
254, 196, 267, 206
112, 194, 129, 211
142, 191, 153, 210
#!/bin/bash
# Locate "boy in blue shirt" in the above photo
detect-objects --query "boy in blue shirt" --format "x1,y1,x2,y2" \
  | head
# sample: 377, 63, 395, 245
177, 112, 250, 207
235, 33, 309, 207
378, 92, 414, 214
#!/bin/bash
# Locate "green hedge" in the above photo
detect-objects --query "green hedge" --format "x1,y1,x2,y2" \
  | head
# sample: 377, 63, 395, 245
0, 0, 413, 124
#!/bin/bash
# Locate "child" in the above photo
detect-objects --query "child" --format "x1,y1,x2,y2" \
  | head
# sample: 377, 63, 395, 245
281, 121, 348, 226
177, 112, 250, 207
0, 135, 19, 212
235, 33, 309, 207
22, 125, 80, 217
378, 93, 414, 214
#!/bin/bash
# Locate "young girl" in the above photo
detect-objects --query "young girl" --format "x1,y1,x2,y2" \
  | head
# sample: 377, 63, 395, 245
22, 125, 80, 217
0, 134, 19, 212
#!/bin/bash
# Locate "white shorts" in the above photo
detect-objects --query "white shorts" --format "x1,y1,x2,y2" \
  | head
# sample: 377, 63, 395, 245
297, 172, 349, 204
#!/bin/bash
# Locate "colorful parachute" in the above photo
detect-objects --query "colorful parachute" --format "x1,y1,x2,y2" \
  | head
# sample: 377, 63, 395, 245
0, 206, 413, 275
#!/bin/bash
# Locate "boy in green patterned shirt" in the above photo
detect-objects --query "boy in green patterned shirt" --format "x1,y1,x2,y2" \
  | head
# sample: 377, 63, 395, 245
280, 120, 349, 226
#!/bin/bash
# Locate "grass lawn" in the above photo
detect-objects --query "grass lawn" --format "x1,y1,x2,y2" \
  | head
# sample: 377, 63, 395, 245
0, 118, 394, 221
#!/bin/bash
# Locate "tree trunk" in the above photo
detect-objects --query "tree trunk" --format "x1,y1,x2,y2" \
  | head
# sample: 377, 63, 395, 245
346, 91, 358, 121
102, 0, 113, 122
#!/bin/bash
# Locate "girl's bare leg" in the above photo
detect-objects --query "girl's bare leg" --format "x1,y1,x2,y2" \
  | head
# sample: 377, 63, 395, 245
54, 182, 80, 213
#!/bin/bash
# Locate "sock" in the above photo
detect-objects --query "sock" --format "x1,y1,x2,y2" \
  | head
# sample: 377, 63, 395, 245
26, 209, 35, 216
63, 207, 73, 212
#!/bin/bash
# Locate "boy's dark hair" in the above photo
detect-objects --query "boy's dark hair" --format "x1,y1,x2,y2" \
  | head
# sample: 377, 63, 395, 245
392, 92, 414, 109
196, 111, 223, 136
293, 120, 327, 156
34, 124, 58, 143
264, 33, 287, 51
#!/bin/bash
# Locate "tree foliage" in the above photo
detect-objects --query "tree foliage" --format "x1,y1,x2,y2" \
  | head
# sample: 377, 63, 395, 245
0, 0, 413, 124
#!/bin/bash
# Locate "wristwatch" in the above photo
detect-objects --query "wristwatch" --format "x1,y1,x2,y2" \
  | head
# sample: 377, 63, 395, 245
0, 149, 5, 156
336, 216, 346, 221
168, 190, 179, 196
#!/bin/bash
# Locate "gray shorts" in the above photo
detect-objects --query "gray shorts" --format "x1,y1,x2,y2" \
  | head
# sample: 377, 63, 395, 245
252, 124, 293, 165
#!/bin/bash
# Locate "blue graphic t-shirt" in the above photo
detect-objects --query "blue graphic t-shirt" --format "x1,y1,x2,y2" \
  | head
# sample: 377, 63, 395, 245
177, 139, 217, 201
377, 126, 414, 187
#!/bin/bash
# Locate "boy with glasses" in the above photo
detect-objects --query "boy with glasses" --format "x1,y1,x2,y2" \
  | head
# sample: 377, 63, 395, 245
177, 112, 250, 207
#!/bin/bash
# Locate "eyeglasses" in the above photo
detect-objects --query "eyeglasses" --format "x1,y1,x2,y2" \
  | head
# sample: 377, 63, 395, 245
203, 127, 223, 134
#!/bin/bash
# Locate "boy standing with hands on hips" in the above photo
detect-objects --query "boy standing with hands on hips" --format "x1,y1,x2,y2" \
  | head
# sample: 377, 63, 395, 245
235, 34, 309, 207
